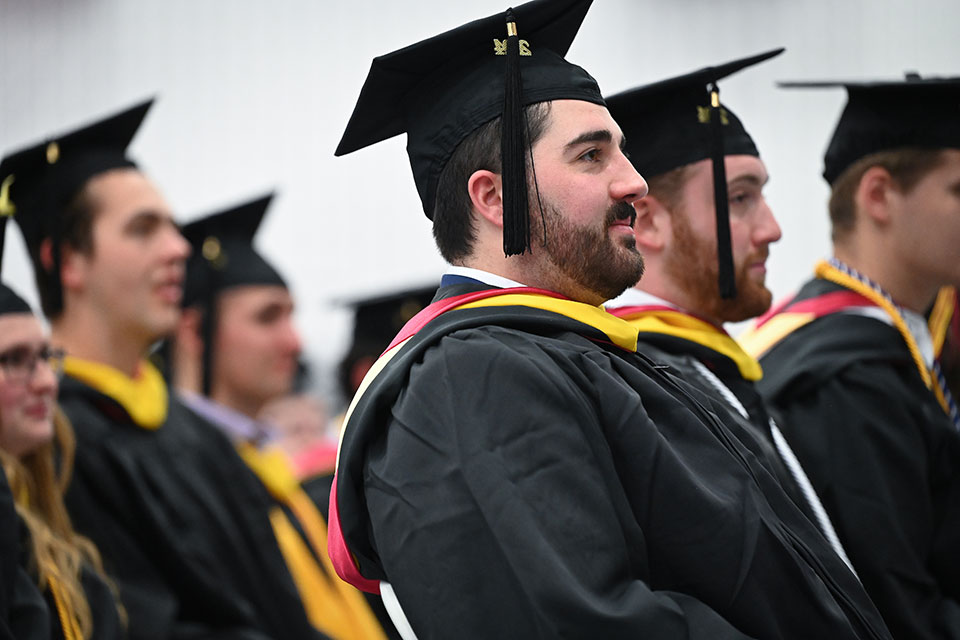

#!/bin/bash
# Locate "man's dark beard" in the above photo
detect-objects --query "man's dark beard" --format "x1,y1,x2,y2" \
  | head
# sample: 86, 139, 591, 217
535, 200, 645, 302
664, 207, 772, 323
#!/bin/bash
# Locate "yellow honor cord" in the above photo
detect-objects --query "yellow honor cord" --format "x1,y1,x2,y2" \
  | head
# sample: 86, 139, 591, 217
815, 260, 932, 389
47, 572, 83, 640
928, 287, 956, 358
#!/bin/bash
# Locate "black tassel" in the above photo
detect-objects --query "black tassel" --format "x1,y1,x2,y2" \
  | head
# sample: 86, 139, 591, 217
50, 223, 65, 314
200, 288, 216, 397
501, 8, 530, 256
708, 83, 736, 299
199, 240, 224, 397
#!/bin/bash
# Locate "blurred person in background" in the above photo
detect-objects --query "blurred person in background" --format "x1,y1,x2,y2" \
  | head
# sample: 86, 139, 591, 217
171, 195, 396, 640
0, 281, 124, 639
0, 101, 326, 639
742, 76, 960, 639
604, 50, 854, 571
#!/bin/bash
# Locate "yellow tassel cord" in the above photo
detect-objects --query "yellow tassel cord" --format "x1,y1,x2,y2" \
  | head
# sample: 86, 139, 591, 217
47, 571, 84, 640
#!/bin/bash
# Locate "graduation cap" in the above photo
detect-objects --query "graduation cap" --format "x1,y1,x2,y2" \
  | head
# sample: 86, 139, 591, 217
779, 73, 960, 184
0, 99, 153, 310
338, 284, 437, 399
180, 193, 288, 395
335, 0, 603, 256
605, 48, 784, 299
0, 282, 32, 316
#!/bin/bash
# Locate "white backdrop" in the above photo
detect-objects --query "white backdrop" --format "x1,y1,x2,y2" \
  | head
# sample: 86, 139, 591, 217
2, 0, 958, 399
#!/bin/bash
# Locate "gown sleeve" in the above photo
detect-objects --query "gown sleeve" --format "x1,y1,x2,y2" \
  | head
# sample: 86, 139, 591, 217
771, 361, 960, 640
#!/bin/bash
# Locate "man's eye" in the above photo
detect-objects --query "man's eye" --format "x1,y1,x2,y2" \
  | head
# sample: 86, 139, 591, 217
579, 149, 600, 163
127, 217, 160, 236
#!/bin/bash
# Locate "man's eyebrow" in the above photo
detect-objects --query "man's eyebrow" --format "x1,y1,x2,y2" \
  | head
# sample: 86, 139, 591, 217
728, 173, 769, 188
126, 209, 171, 223
564, 129, 613, 150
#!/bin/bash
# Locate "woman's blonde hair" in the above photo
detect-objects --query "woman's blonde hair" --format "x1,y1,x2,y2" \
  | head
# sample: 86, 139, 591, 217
1, 407, 121, 639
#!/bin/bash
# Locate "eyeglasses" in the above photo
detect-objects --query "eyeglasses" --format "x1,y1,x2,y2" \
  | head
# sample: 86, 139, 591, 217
0, 345, 66, 384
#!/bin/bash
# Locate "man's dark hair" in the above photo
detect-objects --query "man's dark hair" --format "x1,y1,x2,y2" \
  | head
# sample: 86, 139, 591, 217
432, 102, 552, 263
32, 182, 99, 318
829, 148, 946, 243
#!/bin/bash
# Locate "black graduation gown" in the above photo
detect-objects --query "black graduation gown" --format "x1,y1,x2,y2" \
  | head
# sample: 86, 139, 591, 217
631, 332, 822, 526
757, 277, 960, 640
334, 283, 891, 640
6, 516, 50, 640
59, 375, 326, 640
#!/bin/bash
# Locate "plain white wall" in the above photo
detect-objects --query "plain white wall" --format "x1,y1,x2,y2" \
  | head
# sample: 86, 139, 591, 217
3, 0, 958, 399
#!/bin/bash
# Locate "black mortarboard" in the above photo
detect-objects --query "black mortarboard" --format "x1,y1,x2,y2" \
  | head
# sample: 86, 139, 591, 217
605, 49, 784, 299
180, 193, 287, 395
779, 74, 960, 184
335, 0, 603, 256
338, 284, 437, 400
0, 282, 32, 316
181, 193, 286, 307
0, 99, 153, 308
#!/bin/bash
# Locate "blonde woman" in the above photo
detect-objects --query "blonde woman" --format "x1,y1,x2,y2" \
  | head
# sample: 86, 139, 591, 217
0, 283, 123, 639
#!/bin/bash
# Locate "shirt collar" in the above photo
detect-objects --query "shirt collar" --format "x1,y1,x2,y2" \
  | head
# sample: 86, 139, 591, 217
605, 288, 680, 310
444, 265, 528, 289
178, 390, 275, 445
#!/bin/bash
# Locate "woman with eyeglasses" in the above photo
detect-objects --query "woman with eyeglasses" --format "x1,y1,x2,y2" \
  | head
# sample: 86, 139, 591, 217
0, 283, 124, 639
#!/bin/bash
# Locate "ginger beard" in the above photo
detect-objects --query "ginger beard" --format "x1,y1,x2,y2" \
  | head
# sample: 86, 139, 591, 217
665, 206, 772, 323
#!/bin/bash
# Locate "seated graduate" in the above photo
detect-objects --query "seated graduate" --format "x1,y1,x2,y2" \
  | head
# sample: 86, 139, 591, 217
0, 281, 124, 639
327, 0, 891, 638
603, 51, 854, 570
0, 101, 326, 639
169, 195, 395, 640
741, 76, 960, 639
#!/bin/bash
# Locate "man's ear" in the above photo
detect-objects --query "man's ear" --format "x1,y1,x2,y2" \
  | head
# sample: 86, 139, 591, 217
52, 239, 85, 291
176, 307, 204, 358
855, 165, 896, 227
467, 170, 504, 228
633, 195, 672, 252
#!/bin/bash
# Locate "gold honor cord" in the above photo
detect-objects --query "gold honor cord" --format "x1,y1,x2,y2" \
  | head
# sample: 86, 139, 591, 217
47, 571, 84, 640
815, 259, 953, 417
929, 287, 956, 358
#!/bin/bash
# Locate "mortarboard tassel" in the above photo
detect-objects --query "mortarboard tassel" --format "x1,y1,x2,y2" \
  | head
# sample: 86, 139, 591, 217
200, 236, 223, 397
708, 82, 736, 299
0, 175, 14, 275
501, 8, 531, 256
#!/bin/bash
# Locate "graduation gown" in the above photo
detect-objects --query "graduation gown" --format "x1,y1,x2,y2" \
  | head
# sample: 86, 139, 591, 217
331, 282, 891, 640
59, 373, 326, 640
606, 301, 836, 539
4, 510, 50, 640
750, 277, 960, 639
178, 393, 396, 640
